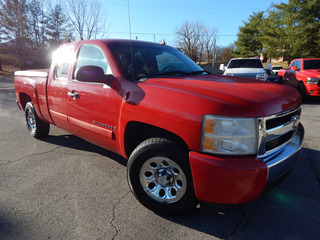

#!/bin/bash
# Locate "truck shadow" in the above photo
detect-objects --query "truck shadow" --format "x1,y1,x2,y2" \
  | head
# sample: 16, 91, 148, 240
43, 133, 128, 167
302, 97, 320, 105
163, 147, 320, 239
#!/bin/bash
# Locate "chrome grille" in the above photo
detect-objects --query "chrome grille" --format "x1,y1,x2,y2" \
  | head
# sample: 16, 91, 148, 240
257, 107, 301, 158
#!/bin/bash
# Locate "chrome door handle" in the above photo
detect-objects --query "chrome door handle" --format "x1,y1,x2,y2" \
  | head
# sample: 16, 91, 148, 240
67, 91, 79, 98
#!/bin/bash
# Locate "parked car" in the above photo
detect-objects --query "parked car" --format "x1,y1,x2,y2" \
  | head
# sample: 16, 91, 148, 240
265, 69, 280, 82
278, 58, 320, 99
220, 58, 267, 80
271, 66, 283, 75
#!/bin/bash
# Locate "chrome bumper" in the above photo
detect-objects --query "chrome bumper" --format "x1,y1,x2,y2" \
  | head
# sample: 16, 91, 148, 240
261, 123, 304, 181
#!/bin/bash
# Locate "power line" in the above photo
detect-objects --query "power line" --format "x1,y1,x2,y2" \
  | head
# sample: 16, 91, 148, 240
108, 31, 237, 37
102, 3, 257, 11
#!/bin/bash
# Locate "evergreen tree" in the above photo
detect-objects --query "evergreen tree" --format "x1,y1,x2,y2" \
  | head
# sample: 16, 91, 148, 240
272, 0, 320, 59
234, 12, 265, 57
46, 4, 73, 47
0, 0, 30, 67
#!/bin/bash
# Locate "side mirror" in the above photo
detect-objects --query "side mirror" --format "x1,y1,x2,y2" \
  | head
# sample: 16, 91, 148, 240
290, 66, 298, 71
219, 64, 225, 71
76, 65, 113, 86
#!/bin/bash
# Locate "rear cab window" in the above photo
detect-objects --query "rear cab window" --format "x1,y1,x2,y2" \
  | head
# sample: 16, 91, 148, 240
52, 45, 74, 80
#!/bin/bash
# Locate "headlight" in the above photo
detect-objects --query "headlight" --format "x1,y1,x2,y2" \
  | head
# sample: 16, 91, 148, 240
256, 73, 267, 80
306, 77, 320, 84
201, 115, 258, 155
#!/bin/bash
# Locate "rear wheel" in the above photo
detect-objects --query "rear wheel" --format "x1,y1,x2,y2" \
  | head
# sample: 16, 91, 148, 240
127, 138, 198, 215
25, 102, 50, 139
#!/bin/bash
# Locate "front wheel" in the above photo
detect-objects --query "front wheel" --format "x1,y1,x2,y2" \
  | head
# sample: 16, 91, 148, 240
25, 102, 50, 139
278, 76, 283, 84
297, 82, 306, 100
127, 138, 198, 215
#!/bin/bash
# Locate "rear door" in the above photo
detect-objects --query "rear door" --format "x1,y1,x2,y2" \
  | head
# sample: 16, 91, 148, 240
66, 43, 120, 152
47, 44, 75, 130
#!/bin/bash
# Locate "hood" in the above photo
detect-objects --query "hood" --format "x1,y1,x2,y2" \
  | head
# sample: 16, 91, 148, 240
140, 74, 301, 118
302, 69, 320, 77
225, 68, 265, 74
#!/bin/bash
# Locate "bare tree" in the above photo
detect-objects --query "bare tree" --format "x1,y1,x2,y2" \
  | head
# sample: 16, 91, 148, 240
175, 21, 202, 62
175, 21, 218, 64
217, 44, 235, 63
66, 0, 108, 40
202, 27, 218, 65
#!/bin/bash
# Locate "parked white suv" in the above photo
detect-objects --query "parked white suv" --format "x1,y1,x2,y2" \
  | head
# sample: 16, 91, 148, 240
220, 58, 267, 80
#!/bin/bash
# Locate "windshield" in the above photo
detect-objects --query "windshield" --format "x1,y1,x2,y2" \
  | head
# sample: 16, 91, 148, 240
228, 59, 263, 68
304, 60, 320, 70
108, 42, 204, 81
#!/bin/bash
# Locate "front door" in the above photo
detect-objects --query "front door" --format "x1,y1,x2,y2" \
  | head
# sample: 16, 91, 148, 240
66, 44, 120, 152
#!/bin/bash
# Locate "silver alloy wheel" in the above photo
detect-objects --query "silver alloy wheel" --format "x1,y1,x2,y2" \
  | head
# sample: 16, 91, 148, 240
26, 109, 36, 131
139, 156, 187, 203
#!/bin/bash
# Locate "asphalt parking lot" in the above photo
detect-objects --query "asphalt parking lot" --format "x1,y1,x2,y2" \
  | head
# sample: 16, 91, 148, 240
0, 77, 320, 239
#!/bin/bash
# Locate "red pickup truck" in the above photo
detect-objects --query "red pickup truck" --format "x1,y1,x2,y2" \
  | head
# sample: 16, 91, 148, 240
15, 39, 304, 215
278, 58, 320, 98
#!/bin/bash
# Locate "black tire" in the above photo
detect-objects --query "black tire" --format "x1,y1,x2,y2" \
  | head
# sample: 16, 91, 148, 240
278, 76, 284, 84
297, 82, 306, 100
25, 102, 50, 139
127, 138, 198, 215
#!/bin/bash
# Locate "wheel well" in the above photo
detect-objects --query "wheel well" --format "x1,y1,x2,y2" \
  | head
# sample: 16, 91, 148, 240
19, 93, 32, 111
124, 121, 189, 158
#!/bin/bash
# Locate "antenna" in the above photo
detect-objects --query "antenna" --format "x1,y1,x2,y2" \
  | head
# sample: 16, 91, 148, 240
127, 0, 132, 40
127, 0, 135, 81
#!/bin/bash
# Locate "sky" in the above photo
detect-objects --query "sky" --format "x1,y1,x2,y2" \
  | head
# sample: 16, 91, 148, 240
101, 0, 285, 47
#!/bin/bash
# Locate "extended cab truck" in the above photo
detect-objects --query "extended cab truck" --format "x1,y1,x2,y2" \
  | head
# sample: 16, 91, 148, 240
15, 39, 304, 215
278, 58, 320, 99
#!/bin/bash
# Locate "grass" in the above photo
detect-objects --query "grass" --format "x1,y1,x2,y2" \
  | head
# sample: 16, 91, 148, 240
0, 64, 19, 78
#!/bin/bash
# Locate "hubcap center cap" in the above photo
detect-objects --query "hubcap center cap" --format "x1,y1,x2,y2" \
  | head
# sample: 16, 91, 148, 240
156, 168, 174, 186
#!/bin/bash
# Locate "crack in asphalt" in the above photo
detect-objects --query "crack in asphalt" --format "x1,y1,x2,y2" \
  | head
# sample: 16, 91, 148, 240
221, 207, 251, 240
110, 191, 131, 240
0, 146, 61, 166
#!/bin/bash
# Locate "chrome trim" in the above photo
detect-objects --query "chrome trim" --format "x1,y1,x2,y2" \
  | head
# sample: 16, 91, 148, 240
263, 124, 304, 181
257, 107, 301, 157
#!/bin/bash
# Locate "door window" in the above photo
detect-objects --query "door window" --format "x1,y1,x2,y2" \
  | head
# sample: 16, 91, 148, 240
75, 44, 111, 77
53, 45, 74, 79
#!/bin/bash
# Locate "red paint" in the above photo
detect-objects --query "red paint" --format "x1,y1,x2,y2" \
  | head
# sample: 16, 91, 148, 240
278, 58, 320, 97
14, 39, 303, 205
189, 152, 267, 203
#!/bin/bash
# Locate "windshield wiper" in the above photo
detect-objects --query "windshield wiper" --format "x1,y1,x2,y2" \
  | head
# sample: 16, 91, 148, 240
187, 70, 210, 75
152, 71, 189, 77
139, 70, 209, 81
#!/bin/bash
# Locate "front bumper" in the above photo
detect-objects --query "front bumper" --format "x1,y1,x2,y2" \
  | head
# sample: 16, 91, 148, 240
305, 84, 320, 96
189, 123, 304, 204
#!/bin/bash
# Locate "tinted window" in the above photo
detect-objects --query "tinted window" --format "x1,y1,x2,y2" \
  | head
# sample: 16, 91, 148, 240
291, 61, 298, 68
272, 66, 282, 70
108, 42, 203, 81
228, 59, 263, 68
304, 60, 320, 70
